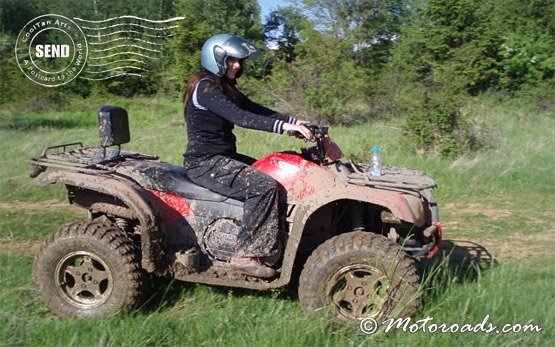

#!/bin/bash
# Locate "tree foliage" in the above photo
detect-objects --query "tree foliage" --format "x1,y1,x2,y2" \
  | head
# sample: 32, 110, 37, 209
383, 0, 554, 155
264, 7, 305, 63
266, 27, 370, 123
299, 0, 406, 70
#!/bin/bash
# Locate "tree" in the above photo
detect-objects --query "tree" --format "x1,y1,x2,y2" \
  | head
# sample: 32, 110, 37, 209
297, 0, 407, 71
391, 0, 555, 94
0, 0, 42, 35
262, 25, 370, 124
264, 7, 305, 63
386, 0, 555, 156
492, 0, 555, 90
384, 0, 497, 155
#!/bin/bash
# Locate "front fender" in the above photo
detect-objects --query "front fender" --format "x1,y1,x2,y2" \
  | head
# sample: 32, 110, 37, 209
297, 184, 428, 227
277, 183, 429, 287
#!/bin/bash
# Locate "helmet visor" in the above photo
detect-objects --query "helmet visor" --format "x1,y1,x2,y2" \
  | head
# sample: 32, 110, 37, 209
221, 35, 260, 60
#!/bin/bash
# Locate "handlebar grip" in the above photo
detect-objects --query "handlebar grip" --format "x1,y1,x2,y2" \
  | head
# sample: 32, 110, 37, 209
286, 130, 306, 139
286, 123, 328, 140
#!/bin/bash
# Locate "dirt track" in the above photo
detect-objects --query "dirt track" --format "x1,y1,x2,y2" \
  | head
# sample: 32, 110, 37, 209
0, 200, 78, 212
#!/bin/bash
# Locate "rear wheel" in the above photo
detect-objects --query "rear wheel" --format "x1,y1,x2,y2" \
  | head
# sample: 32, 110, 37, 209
34, 220, 144, 317
298, 231, 420, 324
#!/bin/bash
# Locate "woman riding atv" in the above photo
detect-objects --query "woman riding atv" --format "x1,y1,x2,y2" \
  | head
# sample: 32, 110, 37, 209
182, 34, 313, 278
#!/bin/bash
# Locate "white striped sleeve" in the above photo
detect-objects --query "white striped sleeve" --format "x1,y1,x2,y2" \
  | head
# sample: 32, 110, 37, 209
273, 120, 284, 134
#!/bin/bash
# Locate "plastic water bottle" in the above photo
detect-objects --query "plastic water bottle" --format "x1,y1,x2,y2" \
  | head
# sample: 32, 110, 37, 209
370, 146, 382, 177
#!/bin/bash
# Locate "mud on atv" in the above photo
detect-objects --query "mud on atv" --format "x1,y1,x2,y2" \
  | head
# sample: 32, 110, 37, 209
30, 105, 442, 323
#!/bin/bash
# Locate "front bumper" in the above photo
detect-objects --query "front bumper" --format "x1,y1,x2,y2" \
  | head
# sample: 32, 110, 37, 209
402, 222, 443, 259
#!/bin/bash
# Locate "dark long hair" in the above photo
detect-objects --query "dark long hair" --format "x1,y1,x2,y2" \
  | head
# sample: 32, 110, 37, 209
183, 67, 243, 120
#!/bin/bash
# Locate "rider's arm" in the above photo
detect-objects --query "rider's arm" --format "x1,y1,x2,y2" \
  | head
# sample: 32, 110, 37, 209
237, 92, 297, 125
195, 80, 287, 134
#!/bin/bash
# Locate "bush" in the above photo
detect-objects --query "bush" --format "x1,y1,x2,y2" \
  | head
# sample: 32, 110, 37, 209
401, 89, 488, 157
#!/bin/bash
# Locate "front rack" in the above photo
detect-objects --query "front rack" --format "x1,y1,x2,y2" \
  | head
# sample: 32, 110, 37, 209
346, 160, 437, 191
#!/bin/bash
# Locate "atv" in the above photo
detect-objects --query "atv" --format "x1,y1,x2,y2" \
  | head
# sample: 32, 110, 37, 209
30, 105, 442, 323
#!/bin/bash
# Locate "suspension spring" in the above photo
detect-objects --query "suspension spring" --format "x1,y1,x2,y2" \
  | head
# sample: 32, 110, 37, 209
115, 217, 128, 231
349, 203, 366, 232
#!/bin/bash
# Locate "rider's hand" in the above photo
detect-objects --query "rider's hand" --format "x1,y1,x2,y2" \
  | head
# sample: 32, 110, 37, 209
283, 123, 314, 141
296, 119, 310, 126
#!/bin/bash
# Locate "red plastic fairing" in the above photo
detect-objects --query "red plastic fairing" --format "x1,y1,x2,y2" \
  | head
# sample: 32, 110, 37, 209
426, 222, 443, 259
148, 190, 192, 229
253, 152, 334, 201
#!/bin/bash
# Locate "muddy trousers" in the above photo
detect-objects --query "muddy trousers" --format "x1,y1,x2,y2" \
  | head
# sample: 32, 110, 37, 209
184, 154, 279, 257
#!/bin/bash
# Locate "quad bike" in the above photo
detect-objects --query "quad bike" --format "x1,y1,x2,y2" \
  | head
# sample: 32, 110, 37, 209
30, 105, 442, 323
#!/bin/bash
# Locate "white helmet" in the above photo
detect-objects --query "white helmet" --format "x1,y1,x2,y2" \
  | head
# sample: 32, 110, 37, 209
201, 34, 260, 76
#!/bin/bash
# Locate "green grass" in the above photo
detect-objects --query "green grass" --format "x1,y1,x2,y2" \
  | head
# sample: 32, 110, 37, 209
0, 208, 84, 241
0, 94, 554, 346
1, 254, 552, 347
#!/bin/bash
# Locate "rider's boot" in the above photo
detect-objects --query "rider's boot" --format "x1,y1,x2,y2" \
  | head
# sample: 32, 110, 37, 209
229, 256, 276, 278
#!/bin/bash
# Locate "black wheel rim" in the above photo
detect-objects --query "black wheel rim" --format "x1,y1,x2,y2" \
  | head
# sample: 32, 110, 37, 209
326, 264, 390, 320
55, 251, 114, 308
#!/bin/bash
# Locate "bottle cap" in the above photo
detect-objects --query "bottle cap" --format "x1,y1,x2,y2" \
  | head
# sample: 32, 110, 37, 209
371, 146, 380, 152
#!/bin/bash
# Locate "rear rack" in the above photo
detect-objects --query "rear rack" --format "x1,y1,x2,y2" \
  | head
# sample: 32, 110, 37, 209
30, 143, 158, 177
40, 142, 84, 156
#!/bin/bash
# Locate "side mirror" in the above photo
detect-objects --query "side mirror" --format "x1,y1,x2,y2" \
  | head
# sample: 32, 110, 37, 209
98, 105, 130, 147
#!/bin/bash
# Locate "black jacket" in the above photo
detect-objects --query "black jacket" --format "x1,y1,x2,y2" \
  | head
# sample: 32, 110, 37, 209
184, 78, 296, 160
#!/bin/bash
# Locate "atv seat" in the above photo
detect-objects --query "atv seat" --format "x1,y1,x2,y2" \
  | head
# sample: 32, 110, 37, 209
115, 161, 242, 205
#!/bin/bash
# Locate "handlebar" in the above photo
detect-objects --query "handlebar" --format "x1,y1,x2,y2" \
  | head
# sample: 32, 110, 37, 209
287, 123, 341, 165
286, 124, 329, 140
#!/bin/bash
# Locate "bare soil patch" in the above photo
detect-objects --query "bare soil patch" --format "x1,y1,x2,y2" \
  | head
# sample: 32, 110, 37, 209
443, 202, 513, 220
0, 200, 79, 212
479, 231, 555, 261
442, 202, 555, 261
0, 239, 40, 256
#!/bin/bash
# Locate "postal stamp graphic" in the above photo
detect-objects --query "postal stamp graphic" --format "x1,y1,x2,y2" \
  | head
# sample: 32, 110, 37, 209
74, 15, 183, 81
15, 13, 183, 86
15, 14, 88, 87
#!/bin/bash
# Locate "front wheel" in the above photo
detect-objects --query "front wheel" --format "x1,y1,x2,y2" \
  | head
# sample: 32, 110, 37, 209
34, 220, 145, 317
298, 231, 420, 324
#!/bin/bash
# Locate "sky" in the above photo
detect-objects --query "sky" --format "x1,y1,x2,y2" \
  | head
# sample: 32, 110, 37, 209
257, 0, 290, 21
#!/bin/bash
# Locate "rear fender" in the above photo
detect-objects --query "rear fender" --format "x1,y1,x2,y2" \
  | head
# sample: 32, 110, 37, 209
38, 171, 164, 273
